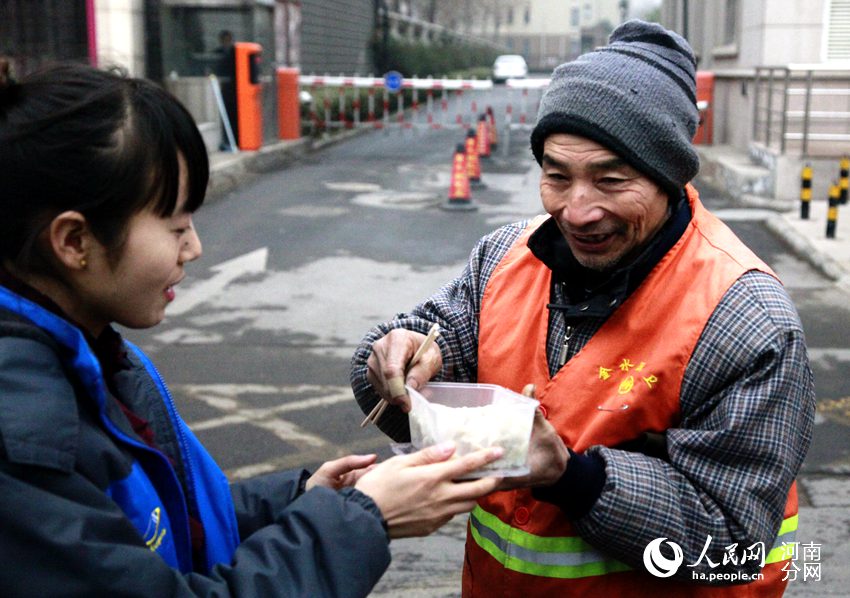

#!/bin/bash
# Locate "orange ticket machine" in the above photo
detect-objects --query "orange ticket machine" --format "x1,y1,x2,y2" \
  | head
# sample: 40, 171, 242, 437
234, 42, 263, 150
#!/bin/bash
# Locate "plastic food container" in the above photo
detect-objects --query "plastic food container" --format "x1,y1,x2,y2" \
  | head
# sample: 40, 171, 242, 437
400, 382, 539, 478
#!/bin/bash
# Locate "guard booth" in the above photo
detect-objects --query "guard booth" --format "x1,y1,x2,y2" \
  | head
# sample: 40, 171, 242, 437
234, 42, 263, 150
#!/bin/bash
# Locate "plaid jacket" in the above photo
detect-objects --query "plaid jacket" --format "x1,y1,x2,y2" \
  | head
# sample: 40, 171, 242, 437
350, 216, 815, 577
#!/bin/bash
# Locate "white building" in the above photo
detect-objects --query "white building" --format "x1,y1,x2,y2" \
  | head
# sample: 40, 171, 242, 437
468, 0, 626, 71
662, 0, 850, 201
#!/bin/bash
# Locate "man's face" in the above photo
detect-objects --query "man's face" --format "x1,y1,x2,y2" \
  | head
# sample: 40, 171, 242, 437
539, 133, 670, 272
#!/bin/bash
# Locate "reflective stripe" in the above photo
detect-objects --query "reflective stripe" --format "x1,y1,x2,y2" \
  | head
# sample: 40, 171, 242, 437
765, 514, 798, 564
470, 506, 631, 579
471, 506, 799, 578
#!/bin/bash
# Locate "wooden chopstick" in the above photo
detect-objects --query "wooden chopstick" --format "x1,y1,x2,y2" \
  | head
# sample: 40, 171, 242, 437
361, 323, 440, 428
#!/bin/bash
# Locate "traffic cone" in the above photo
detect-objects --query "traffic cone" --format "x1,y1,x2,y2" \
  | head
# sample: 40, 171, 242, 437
442, 143, 477, 211
476, 113, 491, 159
486, 106, 499, 151
466, 129, 485, 188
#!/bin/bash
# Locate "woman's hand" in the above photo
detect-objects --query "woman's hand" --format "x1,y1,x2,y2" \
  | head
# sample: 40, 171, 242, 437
306, 454, 378, 492
354, 442, 503, 538
366, 328, 443, 413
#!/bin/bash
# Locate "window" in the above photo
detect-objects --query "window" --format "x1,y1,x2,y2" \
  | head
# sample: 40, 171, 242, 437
722, 0, 738, 45
507, 7, 514, 25
524, 6, 531, 24
826, 0, 850, 60
571, 7, 579, 27
0, 0, 88, 75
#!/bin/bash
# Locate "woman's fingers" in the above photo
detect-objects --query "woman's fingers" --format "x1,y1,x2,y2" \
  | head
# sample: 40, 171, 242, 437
306, 454, 379, 491
430, 446, 504, 481
325, 454, 378, 477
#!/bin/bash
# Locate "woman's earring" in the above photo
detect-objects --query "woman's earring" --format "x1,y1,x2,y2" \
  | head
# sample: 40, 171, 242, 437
80, 257, 88, 269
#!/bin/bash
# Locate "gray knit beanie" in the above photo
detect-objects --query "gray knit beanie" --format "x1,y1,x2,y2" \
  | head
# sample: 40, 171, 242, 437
530, 20, 700, 198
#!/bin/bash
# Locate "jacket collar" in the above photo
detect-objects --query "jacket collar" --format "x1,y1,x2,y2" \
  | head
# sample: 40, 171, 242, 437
0, 266, 130, 383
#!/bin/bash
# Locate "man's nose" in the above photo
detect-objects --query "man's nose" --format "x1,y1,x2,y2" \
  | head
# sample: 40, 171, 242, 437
562, 183, 605, 228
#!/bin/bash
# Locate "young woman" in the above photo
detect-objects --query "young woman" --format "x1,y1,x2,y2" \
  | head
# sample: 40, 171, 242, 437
0, 64, 502, 596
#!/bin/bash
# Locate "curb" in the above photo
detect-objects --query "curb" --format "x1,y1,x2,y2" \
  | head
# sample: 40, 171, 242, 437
698, 148, 850, 288
205, 126, 371, 200
764, 214, 848, 283
732, 192, 848, 281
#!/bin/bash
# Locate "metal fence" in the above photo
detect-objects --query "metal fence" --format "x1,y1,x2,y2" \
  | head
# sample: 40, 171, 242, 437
753, 65, 850, 157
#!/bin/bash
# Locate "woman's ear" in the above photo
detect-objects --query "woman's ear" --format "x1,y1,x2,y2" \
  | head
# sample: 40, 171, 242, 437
46, 211, 94, 271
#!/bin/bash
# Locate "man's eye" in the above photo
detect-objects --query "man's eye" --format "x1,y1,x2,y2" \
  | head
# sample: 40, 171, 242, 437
599, 177, 626, 185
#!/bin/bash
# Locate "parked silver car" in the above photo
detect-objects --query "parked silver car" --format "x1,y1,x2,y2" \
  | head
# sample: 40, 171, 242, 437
492, 54, 528, 83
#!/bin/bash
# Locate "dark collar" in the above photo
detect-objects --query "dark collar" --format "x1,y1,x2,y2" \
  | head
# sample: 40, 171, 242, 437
528, 192, 692, 319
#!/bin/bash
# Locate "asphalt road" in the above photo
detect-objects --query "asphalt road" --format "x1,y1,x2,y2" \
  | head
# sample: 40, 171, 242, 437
126, 91, 850, 595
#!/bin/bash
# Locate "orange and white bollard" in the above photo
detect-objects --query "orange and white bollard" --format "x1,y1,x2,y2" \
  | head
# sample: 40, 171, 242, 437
466, 129, 484, 188
486, 106, 499, 151
443, 143, 477, 211
476, 114, 491, 159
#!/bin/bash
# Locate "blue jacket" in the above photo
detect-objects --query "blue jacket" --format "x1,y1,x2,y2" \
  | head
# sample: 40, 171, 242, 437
0, 286, 391, 596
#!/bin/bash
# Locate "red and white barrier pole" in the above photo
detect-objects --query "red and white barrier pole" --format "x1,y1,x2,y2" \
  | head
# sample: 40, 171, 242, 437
298, 74, 499, 132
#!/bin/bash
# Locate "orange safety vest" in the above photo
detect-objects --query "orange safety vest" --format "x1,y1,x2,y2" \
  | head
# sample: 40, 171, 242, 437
464, 185, 798, 597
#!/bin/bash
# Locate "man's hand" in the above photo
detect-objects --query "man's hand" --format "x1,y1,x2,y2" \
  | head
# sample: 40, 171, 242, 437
498, 384, 569, 491
366, 328, 442, 413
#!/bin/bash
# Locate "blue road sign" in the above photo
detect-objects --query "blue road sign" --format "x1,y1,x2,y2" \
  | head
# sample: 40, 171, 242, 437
384, 70, 403, 93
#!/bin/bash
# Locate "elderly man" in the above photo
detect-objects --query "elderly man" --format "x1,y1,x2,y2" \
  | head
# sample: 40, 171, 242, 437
351, 20, 814, 597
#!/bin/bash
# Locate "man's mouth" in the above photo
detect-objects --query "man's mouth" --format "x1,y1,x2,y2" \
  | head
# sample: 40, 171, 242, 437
569, 231, 616, 252
574, 233, 611, 244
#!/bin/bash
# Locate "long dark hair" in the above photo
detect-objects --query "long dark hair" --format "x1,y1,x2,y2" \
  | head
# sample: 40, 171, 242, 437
0, 63, 208, 271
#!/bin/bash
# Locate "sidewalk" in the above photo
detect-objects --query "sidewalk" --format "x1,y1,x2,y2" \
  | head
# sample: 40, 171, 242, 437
767, 197, 850, 289
206, 129, 367, 200
696, 145, 850, 289
206, 138, 309, 199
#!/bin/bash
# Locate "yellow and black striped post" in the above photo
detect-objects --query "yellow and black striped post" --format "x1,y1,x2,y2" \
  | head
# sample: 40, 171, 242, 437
826, 181, 840, 239
839, 155, 849, 205
800, 163, 812, 220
